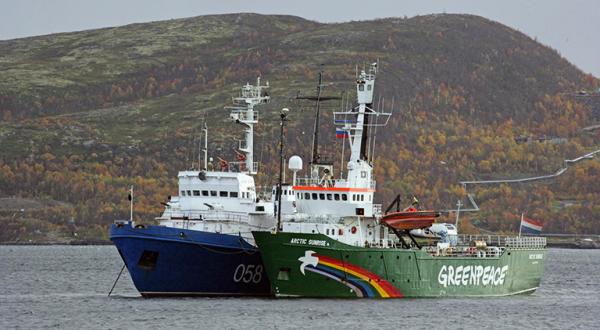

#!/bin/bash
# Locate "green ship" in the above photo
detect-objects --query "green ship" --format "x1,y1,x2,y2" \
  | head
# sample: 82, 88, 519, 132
253, 63, 547, 298
253, 232, 546, 298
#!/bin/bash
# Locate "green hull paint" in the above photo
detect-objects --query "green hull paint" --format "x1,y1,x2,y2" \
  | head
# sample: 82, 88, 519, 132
253, 231, 546, 298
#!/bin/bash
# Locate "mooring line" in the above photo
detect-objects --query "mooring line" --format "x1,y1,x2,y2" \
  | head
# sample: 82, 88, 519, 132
108, 264, 126, 297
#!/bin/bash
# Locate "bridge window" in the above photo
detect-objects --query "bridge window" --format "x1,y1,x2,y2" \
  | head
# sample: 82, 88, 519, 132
359, 84, 364, 91
305, 193, 310, 200
193, 190, 200, 196
187, 190, 191, 196
180, 190, 185, 196
327, 193, 332, 200
334, 194, 340, 201
210, 191, 217, 197
202, 190, 209, 196
342, 194, 348, 201
319, 193, 325, 200
230, 192, 238, 198
312, 193, 317, 200
367, 84, 372, 91
360, 194, 364, 201
352, 194, 356, 201
220, 191, 228, 197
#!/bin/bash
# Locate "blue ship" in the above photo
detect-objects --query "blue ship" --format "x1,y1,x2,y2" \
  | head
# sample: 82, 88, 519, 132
109, 78, 297, 297
110, 223, 270, 296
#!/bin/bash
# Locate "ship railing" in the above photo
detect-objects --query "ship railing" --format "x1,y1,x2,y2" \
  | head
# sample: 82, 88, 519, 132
224, 161, 258, 173
373, 204, 382, 216
165, 210, 251, 223
504, 236, 547, 249
422, 245, 507, 258
457, 234, 546, 249
457, 234, 506, 247
228, 108, 259, 122
364, 239, 400, 248
294, 177, 376, 190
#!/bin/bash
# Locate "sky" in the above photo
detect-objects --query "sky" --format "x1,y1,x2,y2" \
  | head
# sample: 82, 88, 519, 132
1, 0, 598, 77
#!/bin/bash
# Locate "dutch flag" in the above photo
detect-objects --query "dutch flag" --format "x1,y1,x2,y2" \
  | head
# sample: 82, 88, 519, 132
336, 129, 349, 139
520, 214, 543, 235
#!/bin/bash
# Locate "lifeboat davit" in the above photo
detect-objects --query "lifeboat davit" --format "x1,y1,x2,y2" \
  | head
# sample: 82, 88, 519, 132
381, 210, 440, 230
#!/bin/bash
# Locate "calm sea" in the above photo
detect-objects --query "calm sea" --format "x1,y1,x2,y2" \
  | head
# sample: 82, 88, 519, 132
0, 246, 598, 329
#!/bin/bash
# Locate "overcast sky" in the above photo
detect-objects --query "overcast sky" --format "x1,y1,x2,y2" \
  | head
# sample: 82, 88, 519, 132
1, 0, 598, 77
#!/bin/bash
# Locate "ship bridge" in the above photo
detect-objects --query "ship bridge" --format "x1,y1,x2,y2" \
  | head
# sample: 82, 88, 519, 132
161, 170, 272, 220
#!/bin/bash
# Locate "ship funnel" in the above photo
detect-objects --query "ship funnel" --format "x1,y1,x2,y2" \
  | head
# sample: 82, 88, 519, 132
288, 155, 303, 185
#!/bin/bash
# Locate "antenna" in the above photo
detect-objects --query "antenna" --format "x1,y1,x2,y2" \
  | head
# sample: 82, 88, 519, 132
198, 131, 202, 170
202, 122, 208, 170
129, 185, 134, 225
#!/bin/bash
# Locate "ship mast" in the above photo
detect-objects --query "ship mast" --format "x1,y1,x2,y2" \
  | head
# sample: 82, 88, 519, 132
349, 64, 376, 163
296, 67, 341, 180
230, 77, 270, 174
333, 62, 391, 189
311, 69, 324, 165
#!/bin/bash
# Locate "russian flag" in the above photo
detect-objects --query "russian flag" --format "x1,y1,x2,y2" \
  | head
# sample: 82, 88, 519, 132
336, 129, 349, 139
520, 215, 543, 235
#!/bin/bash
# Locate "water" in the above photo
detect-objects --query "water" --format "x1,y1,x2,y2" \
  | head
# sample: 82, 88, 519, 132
1, 246, 598, 329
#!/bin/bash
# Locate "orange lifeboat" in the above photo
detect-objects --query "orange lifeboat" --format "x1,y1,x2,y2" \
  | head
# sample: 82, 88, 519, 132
381, 210, 440, 230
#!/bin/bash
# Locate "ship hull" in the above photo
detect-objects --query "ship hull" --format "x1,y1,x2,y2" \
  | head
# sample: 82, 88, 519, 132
110, 224, 271, 297
252, 231, 546, 298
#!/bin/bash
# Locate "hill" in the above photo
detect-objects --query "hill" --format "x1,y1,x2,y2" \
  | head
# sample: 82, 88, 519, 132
0, 13, 598, 243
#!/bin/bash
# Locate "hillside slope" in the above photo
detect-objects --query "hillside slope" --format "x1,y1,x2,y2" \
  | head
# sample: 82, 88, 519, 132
0, 13, 598, 242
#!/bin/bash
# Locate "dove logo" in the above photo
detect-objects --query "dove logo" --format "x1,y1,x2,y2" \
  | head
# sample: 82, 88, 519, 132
298, 250, 319, 275
294, 250, 403, 298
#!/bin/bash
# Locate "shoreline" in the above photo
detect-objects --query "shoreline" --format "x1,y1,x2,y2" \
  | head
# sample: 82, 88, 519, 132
1, 242, 598, 249
0, 241, 113, 246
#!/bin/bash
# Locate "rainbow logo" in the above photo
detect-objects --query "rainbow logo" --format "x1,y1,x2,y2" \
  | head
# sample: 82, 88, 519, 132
298, 250, 403, 298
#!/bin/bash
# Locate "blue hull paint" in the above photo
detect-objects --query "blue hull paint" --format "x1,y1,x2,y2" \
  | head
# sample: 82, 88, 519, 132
109, 224, 271, 297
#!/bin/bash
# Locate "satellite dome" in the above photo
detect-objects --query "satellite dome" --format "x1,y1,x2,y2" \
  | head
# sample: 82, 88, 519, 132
288, 155, 303, 171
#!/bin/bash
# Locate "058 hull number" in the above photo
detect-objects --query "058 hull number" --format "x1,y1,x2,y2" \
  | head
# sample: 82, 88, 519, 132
233, 264, 263, 283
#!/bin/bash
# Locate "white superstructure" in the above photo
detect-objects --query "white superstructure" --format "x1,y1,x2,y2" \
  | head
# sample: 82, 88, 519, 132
158, 78, 275, 243
278, 63, 395, 247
